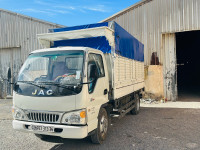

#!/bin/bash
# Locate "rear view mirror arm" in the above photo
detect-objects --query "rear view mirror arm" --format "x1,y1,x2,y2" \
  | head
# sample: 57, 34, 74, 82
80, 78, 95, 85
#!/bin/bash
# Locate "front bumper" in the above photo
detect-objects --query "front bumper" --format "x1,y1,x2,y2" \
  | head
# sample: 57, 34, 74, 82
12, 120, 88, 139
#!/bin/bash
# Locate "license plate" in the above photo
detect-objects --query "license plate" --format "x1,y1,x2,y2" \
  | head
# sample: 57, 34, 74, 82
30, 125, 54, 132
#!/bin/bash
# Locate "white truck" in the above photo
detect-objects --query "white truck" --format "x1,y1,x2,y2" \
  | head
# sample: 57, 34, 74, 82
12, 21, 144, 144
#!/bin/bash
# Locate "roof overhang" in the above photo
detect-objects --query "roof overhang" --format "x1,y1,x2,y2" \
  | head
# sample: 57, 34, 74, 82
100, 0, 152, 22
37, 26, 114, 48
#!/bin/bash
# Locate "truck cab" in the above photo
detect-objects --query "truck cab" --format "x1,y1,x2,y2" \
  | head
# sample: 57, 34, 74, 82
13, 46, 110, 141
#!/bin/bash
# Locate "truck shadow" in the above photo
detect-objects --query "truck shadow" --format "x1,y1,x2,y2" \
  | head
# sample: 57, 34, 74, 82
37, 107, 200, 150
49, 137, 100, 150
47, 117, 128, 150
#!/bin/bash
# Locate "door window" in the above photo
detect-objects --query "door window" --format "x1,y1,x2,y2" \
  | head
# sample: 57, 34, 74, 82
88, 53, 105, 93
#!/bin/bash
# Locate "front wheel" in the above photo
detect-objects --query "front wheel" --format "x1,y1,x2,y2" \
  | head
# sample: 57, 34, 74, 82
130, 94, 140, 115
91, 108, 109, 144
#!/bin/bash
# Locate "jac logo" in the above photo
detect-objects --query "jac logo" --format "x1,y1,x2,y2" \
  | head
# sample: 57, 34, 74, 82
32, 89, 53, 96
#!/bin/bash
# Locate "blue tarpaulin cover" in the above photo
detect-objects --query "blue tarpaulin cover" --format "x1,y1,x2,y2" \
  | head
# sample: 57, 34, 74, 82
50, 22, 109, 33
50, 22, 144, 62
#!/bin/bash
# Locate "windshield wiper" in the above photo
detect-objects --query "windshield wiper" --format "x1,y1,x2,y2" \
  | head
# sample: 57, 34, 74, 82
34, 81, 59, 85
17, 81, 48, 89
37, 81, 78, 86
35, 82, 79, 94
57, 84, 79, 94
17, 81, 79, 94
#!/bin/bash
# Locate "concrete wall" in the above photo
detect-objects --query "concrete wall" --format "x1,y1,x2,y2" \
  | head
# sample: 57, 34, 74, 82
145, 65, 164, 98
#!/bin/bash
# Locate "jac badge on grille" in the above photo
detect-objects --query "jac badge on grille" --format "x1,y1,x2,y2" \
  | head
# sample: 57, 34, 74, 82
32, 89, 53, 96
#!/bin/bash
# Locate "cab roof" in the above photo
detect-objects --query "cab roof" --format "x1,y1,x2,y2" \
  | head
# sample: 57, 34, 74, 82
30, 46, 102, 54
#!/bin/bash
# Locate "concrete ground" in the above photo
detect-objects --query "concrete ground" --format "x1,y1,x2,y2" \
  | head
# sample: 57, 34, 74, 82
1, 99, 200, 150
141, 101, 200, 109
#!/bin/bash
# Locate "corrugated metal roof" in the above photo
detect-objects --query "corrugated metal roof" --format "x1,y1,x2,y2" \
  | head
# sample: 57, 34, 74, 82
0, 8, 65, 27
101, 0, 153, 22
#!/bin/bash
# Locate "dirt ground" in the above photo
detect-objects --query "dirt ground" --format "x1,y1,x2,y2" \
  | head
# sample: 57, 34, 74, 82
1, 99, 200, 150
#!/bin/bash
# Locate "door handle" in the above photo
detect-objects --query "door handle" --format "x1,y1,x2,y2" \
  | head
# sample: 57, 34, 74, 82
104, 89, 108, 95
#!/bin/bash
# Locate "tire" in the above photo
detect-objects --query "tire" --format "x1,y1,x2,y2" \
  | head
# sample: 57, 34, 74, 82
91, 108, 109, 144
130, 94, 140, 115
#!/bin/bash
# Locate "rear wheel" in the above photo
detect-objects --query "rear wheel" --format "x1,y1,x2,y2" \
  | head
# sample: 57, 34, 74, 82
91, 108, 109, 144
130, 94, 140, 115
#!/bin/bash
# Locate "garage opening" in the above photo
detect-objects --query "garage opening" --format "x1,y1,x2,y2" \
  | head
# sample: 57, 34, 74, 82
176, 31, 200, 101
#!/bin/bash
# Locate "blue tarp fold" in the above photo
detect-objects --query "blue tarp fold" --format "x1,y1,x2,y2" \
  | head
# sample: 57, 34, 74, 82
53, 36, 111, 54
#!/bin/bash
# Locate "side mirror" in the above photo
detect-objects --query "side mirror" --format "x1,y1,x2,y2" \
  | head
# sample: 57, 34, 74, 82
7, 67, 11, 81
87, 63, 99, 93
88, 64, 99, 80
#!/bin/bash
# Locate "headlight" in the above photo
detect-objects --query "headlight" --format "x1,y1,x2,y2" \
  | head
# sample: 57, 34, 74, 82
61, 109, 87, 125
12, 107, 27, 120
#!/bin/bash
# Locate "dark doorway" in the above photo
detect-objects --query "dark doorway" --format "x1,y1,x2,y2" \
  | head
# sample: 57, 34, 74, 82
176, 31, 200, 101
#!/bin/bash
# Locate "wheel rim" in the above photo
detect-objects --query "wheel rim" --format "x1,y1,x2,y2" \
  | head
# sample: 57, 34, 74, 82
99, 115, 108, 137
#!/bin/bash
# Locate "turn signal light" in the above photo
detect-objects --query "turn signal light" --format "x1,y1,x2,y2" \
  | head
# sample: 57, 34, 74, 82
80, 111, 86, 118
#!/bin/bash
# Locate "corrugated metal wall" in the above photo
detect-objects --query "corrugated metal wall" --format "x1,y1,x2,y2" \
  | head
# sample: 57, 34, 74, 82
103, 0, 200, 101
0, 9, 62, 61
103, 0, 200, 65
0, 9, 63, 97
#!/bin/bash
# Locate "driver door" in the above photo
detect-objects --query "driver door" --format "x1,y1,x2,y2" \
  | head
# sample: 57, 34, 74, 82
86, 53, 109, 132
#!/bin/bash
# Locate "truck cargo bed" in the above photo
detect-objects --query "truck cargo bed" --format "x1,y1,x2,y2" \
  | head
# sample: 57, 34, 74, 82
38, 21, 144, 100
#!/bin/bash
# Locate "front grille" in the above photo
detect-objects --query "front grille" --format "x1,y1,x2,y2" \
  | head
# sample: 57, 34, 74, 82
26, 111, 61, 123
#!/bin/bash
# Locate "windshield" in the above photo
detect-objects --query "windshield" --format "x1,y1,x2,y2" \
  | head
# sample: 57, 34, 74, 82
18, 50, 84, 85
